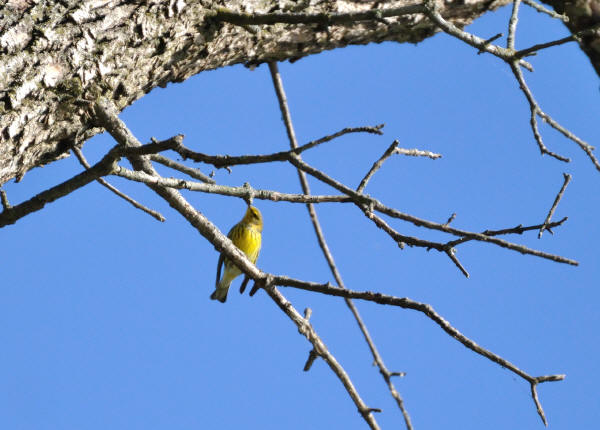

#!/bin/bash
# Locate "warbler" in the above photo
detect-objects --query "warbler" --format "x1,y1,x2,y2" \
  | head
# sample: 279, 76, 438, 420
211, 205, 263, 303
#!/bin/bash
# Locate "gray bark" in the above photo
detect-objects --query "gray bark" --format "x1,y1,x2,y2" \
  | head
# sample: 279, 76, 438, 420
1, 0, 523, 186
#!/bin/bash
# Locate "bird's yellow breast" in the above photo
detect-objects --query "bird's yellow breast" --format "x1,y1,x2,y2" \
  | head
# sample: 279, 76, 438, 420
228, 222, 262, 263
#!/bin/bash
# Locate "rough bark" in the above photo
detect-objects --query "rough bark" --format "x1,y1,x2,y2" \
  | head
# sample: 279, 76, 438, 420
2, 0, 524, 186
542, 0, 600, 76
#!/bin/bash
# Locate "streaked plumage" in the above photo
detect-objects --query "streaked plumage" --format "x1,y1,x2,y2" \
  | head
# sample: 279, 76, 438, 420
210, 206, 263, 303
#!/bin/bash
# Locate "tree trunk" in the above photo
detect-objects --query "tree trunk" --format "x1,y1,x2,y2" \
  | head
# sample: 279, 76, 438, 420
4, 0, 569, 186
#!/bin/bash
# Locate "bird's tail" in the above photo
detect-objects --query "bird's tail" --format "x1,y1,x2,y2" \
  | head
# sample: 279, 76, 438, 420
210, 275, 234, 303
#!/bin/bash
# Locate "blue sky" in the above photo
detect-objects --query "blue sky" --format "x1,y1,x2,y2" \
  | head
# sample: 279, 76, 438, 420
1, 5, 599, 430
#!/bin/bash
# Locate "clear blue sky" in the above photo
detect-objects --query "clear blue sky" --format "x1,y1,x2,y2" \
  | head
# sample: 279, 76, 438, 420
1, 5, 598, 429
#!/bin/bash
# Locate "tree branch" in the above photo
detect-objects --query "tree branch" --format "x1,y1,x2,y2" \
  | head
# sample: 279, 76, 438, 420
285, 153, 579, 265
538, 173, 571, 239
150, 154, 215, 184
170, 125, 383, 168
268, 62, 413, 429
270, 276, 564, 425
72, 147, 165, 222
93, 97, 382, 430
112, 166, 351, 204
357, 140, 400, 193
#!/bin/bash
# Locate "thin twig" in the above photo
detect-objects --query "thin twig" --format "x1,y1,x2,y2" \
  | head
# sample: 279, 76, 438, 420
112, 166, 351, 204
477, 33, 503, 54
507, 0, 521, 51
422, 0, 533, 71
150, 154, 216, 183
72, 147, 165, 222
357, 140, 400, 193
510, 61, 600, 170
269, 62, 413, 430
0, 189, 10, 210
444, 217, 568, 249
395, 147, 442, 159
516, 24, 600, 58
538, 173, 571, 239
171, 125, 383, 168
0, 143, 144, 228
522, 0, 568, 22
444, 213, 457, 226
445, 249, 470, 278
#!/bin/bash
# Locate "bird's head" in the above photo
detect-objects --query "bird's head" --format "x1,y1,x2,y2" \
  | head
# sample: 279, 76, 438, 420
243, 206, 263, 231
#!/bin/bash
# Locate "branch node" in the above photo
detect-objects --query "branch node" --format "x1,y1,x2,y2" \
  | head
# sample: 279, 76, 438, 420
242, 182, 255, 206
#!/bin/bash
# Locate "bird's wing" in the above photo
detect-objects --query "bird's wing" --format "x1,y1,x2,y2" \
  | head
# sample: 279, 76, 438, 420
215, 253, 225, 287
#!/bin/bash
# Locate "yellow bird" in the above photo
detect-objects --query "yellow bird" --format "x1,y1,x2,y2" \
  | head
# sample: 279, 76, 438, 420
211, 205, 263, 303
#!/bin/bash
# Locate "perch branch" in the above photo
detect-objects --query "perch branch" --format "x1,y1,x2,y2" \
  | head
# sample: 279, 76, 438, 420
112, 167, 351, 204
93, 98, 382, 430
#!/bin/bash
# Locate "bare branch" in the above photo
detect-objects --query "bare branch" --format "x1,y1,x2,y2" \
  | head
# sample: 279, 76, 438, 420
507, 0, 522, 51
444, 213, 457, 226
94, 97, 382, 430
167, 125, 383, 168
263, 284, 382, 429
395, 147, 442, 159
72, 147, 165, 222
445, 217, 568, 249
269, 62, 413, 429
509, 61, 600, 170
539, 173, 571, 239
150, 154, 215, 184
522, 0, 569, 22
422, 0, 533, 71
0, 146, 122, 228
445, 248, 470, 278
112, 166, 351, 204
516, 24, 600, 58
285, 153, 578, 265
271, 275, 565, 425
